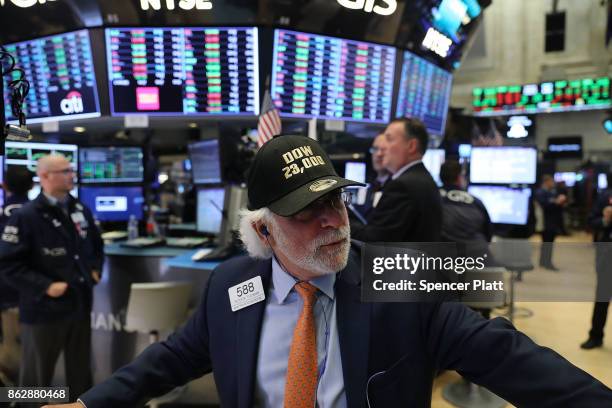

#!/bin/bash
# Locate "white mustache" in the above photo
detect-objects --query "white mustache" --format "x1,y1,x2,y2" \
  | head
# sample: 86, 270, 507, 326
313, 226, 350, 248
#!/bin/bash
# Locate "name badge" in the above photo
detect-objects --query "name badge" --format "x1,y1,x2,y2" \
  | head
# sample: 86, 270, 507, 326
71, 212, 85, 224
228, 276, 265, 312
372, 191, 383, 208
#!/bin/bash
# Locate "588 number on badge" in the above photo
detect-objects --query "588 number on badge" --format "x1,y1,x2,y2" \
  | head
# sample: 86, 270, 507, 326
228, 276, 265, 312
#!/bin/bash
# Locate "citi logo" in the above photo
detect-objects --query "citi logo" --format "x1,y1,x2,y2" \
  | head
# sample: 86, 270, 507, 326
336, 0, 397, 16
61, 91, 84, 115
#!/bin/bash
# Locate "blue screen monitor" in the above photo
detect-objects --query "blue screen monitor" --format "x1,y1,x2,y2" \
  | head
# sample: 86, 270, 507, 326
469, 147, 537, 184
197, 187, 225, 234
395, 51, 453, 136
79, 186, 144, 222
599, 173, 609, 190
344, 162, 366, 184
80, 147, 144, 183
458, 144, 472, 158
189, 139, 221, 184
271, 29, 396, 123
423, 149, 446, 186
554, 172, 577, 187
468, 185, 531, 225
2, 30, 101, 123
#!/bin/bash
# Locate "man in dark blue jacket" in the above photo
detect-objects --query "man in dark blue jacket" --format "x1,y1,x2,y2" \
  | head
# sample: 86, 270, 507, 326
0, 155, 104, 403
49, 136, 611, 408
535, 174, 567, 270
581, 173, 612, 350
0, 166, 33, 312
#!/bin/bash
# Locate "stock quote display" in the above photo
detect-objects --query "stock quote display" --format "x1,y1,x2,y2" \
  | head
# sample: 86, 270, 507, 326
106, 27, 259, 116
472, 77, 611, 116
271, 29, 395, 123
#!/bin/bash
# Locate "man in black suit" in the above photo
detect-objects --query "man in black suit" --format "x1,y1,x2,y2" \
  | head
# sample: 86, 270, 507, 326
47, 135, 612, 408
535, 174, 567, 270
351, 117, 442, 242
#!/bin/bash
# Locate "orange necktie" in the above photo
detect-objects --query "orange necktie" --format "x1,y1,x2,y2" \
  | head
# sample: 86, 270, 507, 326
284, 281, 318, 408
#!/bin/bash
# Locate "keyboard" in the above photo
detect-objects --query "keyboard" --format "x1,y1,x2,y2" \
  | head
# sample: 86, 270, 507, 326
121, 237, 166, 248
166, 237, 210, 248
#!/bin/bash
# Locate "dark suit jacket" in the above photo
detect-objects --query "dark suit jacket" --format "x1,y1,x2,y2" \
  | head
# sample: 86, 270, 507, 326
351, 162, 442, 243
80, 249, 612, 407
535, 188, 564, 233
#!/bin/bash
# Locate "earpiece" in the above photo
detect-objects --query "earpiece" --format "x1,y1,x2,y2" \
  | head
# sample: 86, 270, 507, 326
260, 225, 270, 237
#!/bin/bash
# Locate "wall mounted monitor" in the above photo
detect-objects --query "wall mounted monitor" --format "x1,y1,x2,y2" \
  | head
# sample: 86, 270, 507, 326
2, 30, 101, 123
423, 148, 446, 186
554, 172, 577, 187
5, 141, 78, 182
197, 186, 225, 234
599, 173, 609, 190
458, 144, 472, 158
344, 162, 366, 184
468, 185, 531, 225
395, 51, 453, 136
188, 139, 221, 184
271, 29, 395, 123
106, 27, 259, 116
79, 147, 144, 183
469, 146, 537, 185
547, 136, 583, 159
79, 186, 144, 222
472, 77, 611, 116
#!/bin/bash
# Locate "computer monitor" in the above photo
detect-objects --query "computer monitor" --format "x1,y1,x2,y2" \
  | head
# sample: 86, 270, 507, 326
458, 144, 472, 159
599, 173, 609, 190
197, 187, 226, 234
80, 147, 144, 183
468, 185, 532, 225
189, 139, 222, 184
344, 162, 366, 184
5, 141, 78, 182
423, 149, 445, 186
554, 172, 577, 187
469, 147, 537, 184
79, 186, 144, 222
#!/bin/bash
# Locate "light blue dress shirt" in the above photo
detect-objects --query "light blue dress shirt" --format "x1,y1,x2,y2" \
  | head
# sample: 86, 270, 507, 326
255, 257, 347, 408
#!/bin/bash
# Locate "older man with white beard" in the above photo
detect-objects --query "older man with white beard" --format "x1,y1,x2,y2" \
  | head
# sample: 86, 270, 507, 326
49, 135, 612, 408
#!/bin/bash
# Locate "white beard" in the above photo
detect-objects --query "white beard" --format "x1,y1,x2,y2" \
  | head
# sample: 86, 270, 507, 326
273, 223, 351, 276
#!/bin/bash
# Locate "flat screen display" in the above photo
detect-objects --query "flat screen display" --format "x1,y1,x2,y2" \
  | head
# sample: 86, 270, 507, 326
189, 139, 221, 184
106, 27, 259, 116
5, 141, 78, 182
468, 185, 531, 225
599, 173, 608, 190
271, 29, 395, 123
458, 144, 472, 158
2, 30, 100, 123
423, 148, 446, 186
469, 147, 537, 184
554, 172, 577, 187
344, 162, 366, 184
472, 77, 611, 116
197, 187, 225, 234
547, 136, 583, 159
395, 51, 452, 136
80, 147, 144, 183
79, 186, 144, 222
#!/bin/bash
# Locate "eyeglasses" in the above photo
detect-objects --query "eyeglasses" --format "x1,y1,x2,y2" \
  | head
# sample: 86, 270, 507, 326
292, 190, 353, 223
49, 168, 74, 175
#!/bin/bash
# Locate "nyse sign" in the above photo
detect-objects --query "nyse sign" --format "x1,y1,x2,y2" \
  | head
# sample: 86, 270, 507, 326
336, 0, 397, 16
140, 0, 212, 10
0, 0, 55, 8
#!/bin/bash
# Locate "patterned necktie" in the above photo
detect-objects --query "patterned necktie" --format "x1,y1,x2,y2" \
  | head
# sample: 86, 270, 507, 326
284, 281, 318, 408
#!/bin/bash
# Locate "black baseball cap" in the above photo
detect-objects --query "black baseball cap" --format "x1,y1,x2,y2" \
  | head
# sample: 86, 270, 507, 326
247, 135, 365, 216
